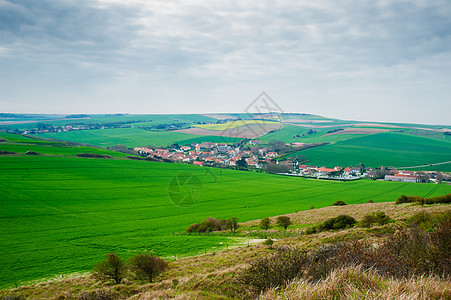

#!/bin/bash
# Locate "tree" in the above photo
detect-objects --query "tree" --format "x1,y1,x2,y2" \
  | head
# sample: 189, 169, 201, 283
260, 217, 271, 231
276, 216, 292, 233
436, 172, 443, 184
237, 157, 247, 168
129, 253, 168, 283
295, 154, 306, 162
93, 253, 126, 284
230, 217, 239, 235
332, 200, 347, 206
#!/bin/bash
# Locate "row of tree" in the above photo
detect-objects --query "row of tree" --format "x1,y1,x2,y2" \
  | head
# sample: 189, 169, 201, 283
186, 217, 239, 234
259, 216, 292, 233
93, 252, 168, 284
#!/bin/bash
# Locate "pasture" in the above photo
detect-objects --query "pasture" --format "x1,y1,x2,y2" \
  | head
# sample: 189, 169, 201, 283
40, 127, 239, 148
193, 120, 280, 131
290, 132, 451, 170
1, 155, 450, 288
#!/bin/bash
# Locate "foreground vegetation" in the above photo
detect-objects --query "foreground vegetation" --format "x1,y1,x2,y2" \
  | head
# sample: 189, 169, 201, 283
1, 202, 449, 299
2, 152, 450, 288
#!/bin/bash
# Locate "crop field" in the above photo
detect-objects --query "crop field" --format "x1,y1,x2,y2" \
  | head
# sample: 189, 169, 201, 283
193, 120, 280, 131
40, 127, 235, 148
0, 134, 128, 158
290, 132, 451, 170
1, 154, 450, 288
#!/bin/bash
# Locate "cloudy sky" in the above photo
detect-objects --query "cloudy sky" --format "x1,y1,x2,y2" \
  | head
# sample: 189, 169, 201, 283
1, 0, 450, 124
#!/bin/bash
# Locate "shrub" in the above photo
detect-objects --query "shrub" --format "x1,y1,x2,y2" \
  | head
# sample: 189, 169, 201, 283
186, 217, 238, 233
186, 223, 200, 233
396, 193, 451, 205
263, 238, 274, 248
322, 215, 357, 230
93, 253, 126, 284
129, 253, 168, 283
25, 151, 41, 155
305, 226, 317, 234
332, 200, 347, 206
368, 199, 375, 203
76, 153, 111, 158
0, 151, 16, 155
237, 247, 308, 292
260, 217, 271, 231
359, 211, 391, 228
77, 288, 118, 300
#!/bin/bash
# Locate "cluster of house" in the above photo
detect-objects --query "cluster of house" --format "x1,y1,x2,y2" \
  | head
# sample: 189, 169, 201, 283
133, 141, 278, 168
133, 141, 434, 184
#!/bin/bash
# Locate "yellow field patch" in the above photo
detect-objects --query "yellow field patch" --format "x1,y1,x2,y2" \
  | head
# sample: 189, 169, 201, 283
193, 120, 280, 131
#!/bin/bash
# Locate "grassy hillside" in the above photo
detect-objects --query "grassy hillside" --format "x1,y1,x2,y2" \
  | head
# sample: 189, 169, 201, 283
193, 120, 280, 131
0, 133, 128, 157
1, 202, 449, 299
289, 132, 451, 169
1, 153, 450, 288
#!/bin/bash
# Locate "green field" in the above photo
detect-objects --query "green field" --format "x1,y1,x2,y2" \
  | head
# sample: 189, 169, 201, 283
193, 120, 280, 131
0, 133, 128, 158
39, 127, 239, 148
1, 154, 450, 288
289, 132, 451, 169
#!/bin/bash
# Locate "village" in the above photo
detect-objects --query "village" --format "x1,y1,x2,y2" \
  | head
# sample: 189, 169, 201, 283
134, 140, 442, 183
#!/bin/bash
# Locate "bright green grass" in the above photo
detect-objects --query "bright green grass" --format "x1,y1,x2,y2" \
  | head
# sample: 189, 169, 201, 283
258, 125, 365, 144
40, 127, 240, 148
1, 155, 450, 288
0, 114, 217, 130
193, 120, 280, 131
259, 124, 309, 143
0, 142, 128, 158
39, 127, 204, 148
289, 132, 451, 170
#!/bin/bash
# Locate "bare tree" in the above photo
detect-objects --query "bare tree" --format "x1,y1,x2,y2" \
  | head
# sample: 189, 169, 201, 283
93, 253, 126, 284
129, 253, 168, 283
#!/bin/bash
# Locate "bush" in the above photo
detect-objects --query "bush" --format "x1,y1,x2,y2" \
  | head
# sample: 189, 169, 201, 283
76, 153, 111, 158
25, 151, 41, 155
186, 217, 238, 233
259, 217, 271, 231
0, 151, 16, 155
93, 253, 126, 284
332, 200, 347, 206
263, 238, 274, 248
77, 288, 118, 300
237, 247, 308, 292
322, 215, 357, 230
396, 193, 451, 205
239, 217, 451, 295
129, 253, 168, 283
359, 211, 391, 228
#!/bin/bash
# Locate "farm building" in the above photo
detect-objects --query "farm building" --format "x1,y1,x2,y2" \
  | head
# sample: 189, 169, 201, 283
384, 174, 420, 183
249, 140, 261, 145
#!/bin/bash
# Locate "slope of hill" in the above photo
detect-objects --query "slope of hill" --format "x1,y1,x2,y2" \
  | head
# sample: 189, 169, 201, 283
1, 143, 450, 288
1, 202, 449, 299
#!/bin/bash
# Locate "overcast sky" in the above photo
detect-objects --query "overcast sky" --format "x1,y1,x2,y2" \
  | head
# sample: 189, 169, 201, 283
1, 0, 450, 124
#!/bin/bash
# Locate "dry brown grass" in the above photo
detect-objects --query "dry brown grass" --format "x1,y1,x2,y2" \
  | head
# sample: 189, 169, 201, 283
260, 266, 451, 300
243, 202, 450, 228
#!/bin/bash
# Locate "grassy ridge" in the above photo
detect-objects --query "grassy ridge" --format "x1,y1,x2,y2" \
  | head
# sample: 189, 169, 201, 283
0, 133, 128, 157
290, 132, 451, 169
193, 120, 279, 131
1, 155, 450, 287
